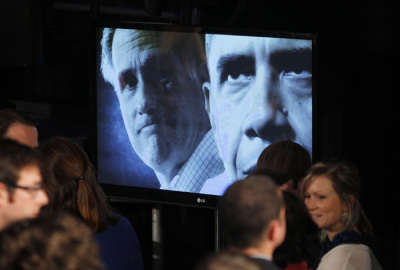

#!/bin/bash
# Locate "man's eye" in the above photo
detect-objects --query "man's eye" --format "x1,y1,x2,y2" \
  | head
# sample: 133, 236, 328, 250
119, 72, 138, 91
272, 49, 312, 78
221, 65, 254, 84
218, 55, 255, 85
160, 78, 173, 91
283, 70, 311, 77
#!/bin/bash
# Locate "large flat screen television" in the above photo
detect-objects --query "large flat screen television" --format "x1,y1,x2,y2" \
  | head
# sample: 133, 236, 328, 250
92, 22, 317, 208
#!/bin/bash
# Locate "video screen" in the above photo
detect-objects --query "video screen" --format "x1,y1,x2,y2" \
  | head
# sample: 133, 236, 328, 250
96, 26, 313, 196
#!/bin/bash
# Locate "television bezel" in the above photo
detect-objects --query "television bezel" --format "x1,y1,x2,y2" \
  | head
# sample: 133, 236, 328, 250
89, 21, 318, 209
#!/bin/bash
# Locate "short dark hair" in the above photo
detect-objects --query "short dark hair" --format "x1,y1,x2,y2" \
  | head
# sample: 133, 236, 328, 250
219, 175, 284, 249
0, 213, 105, 270
0, 109, 39, 138
256, 140, 311, 188
273, 192, 321, 269
0, 139, 42, 200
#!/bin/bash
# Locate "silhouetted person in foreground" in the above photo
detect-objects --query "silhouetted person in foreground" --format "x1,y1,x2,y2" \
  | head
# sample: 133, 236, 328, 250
39, 136, 143, 270
219, 175, 286, 270
0, 213, 105, 270
0, 108, 39, 149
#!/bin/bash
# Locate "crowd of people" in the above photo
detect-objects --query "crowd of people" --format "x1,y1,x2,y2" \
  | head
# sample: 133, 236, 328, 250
0, 107, 383, 269
0, 26, 383, 270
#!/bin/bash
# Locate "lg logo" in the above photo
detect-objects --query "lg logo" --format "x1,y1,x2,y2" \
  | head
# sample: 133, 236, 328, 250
197, 197, 205, 203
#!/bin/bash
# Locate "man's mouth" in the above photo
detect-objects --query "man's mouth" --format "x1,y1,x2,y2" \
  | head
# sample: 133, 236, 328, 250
138, 118, 162, 134
242, 164, 257, 176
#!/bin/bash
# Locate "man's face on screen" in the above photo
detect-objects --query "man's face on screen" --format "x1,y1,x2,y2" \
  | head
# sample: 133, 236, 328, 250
204, 35, 312, 181
111, 29, 208, 177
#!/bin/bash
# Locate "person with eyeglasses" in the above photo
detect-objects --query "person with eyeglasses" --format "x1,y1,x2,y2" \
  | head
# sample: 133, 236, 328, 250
0, 139, 49, 231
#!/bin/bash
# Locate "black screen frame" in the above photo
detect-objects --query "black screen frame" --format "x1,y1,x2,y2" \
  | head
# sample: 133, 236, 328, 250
89, 21, 318, 209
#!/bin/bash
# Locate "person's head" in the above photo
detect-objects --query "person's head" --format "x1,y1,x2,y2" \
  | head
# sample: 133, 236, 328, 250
0, 139, 48, 230
219, 175, 286, 256
302, 157, 373, 240
0, 213, 105, 270
0, 109, 39, 149
203, 34, 312, 182
39, 136, 115, 232
273, 192, 320, 269
101, 28, 211, 183
256, 140, 311, 197
195, 251, 261, 270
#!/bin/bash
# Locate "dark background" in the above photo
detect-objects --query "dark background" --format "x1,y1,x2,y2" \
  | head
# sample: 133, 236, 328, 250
1, 1, 399, 269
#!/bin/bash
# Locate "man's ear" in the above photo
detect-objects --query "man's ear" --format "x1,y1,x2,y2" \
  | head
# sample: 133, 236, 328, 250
202, 82, 211, 115
266, 220, 280, 242
264, 210, 286, 247
0, 183, 10, 207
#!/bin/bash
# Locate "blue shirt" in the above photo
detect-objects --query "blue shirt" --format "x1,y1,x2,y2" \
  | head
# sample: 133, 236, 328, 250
95, 215, 143, 270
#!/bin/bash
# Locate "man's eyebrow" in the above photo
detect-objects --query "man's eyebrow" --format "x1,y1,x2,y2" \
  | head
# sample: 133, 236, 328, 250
216, 54, 253, 71
215, 54, 255, 83
270, 47, 312, 73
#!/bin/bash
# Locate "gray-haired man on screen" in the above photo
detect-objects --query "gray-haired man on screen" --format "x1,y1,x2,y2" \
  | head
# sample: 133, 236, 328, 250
100, 29, 224, 193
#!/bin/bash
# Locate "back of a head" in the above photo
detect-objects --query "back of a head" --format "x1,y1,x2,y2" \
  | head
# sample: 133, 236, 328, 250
0, 213, 105, 270
39, 136, 113, 232
0, 109, 39, 148
0, 139, 42, 194
0, 109, 38, 137
196, 251, 261, 270
219, 175, 284, 250
256, 140, 311, 188
302, 157, 373, 237
273, 192, 320, 268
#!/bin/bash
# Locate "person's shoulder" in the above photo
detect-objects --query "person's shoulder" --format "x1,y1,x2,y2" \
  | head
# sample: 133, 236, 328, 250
328, 243, 370, 256
319, 244, 371, 270
112, 214, 134, 229
251, 257, 280, 270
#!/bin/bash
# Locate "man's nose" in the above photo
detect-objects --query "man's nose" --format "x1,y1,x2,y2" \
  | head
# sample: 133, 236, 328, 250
37, 189, 49, 206
137, 79, 163, 116
241, 73, 293, 141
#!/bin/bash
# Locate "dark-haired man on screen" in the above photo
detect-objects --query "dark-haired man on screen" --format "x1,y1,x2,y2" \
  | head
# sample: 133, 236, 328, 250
201, 34, 313, 195
100, 29, 224, 193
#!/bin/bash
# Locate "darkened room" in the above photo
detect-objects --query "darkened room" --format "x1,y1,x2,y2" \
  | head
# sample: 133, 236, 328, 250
1, 0, 399, 269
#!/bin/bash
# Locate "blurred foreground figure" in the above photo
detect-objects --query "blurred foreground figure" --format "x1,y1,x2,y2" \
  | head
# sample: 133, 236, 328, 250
196, 251, 262, 270
39, 136, 143, 270
0, 139, 48, 231
0, 108, 39, 149
0, 213, 105, 270
219, 175, 286, 270
256, 140, 311, 198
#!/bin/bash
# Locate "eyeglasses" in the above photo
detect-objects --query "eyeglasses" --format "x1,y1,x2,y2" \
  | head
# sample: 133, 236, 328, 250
5, 182, 44, 197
